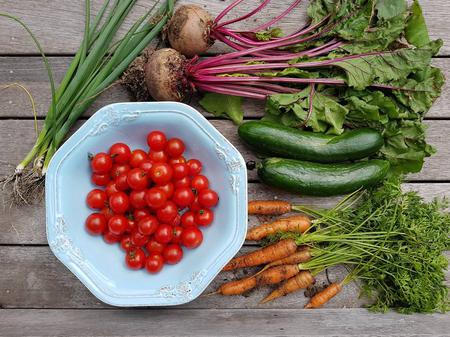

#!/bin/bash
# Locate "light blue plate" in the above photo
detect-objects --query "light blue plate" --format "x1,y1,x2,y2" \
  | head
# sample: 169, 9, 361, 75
45, 102, 247, 306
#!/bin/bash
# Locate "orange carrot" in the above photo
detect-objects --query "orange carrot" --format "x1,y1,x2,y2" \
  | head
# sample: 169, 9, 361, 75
260, 271, 315, 304
217, 277, 258, 296
248, 200, 291, 215
304, 283, 343, 309
223, 239, 297, 271
246, 215, 311, 241
255, 247, 312, 277
256, 264, 300, 285
215, 265, 300, 296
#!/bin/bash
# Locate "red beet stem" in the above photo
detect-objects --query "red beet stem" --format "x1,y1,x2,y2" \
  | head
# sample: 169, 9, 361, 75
252, 0, 302, 32
215, 0, 271, 29
215, 15, 329, 48
193, 82, 267, 99
214, 0, 246, 25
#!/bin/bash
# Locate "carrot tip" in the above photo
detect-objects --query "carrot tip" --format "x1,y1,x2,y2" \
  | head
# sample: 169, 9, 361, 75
304, 303, 312, 309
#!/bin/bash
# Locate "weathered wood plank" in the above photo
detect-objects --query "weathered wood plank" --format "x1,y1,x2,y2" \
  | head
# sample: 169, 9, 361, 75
0, 308, 449, 337
0, 56, 449, 118
0, 119, 449, 181
0, 0, 449, 55
1, 180, 449, 245
0, 245, 368, 309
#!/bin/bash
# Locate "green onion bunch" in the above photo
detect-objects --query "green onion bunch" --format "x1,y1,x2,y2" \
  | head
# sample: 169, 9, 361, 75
1, 0, 175, 202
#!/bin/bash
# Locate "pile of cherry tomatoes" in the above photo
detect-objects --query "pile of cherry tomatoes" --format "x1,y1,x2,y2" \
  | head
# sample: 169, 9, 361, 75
85, 131, 219, 274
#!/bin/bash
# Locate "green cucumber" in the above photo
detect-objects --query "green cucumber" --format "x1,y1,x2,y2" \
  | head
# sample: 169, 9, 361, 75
238, 121, 383, 163
258, 158, 390, 196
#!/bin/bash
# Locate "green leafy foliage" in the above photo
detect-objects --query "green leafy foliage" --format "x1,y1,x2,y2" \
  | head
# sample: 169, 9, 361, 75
405, 0, 430, 48
265, 88, 348, 134
255, 27, 283, 41
199, 93, 244, 125
342, 178, 450, 313
375, 0, 407, 20
295, 177, 450, 313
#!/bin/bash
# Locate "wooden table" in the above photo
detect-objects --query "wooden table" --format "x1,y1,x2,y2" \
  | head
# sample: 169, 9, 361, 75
0, 1, 449, 336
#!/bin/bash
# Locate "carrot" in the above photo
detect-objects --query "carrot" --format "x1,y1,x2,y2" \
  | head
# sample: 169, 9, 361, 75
216, 277, 258, 296
246, 215, 311, 241
248, 200, 291, 215
223, 239, 297, 271
304, 282, 343, 309
256, 264, 300, 285
260, 271, 315, 304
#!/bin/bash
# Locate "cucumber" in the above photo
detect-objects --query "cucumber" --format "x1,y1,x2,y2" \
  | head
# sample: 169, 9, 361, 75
238, 121, 384, 163
258, 158, 390, 196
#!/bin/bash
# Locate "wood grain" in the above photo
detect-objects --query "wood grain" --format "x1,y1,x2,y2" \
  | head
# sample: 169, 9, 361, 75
0, 56, 449, 118
0, 119, 449, 181
0, 0, 449, 55
0, 246, 368, 309
1, 181, 449, 245
0, 308, 449, 337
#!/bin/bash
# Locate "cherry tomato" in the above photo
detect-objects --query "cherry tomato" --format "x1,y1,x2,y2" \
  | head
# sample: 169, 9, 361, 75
198, 189, 219, 208
147, 131, 167, 151
105, 181, 120, 197
145, 253, 164, 273
120, 235, 133, 251
191, 175, 209, 192
109, 192, 130, 214
138, 215, 159, 236
171, 226, 184, 244
103, 231, 122, 244
125, 247, 146, 270
163, 244, 183, 264
86, 189, 107, 209
129, 149, 148, 168
148, 150, 168, 163
133, 208, 151, 222
159, 182, 174, 199
150, 163, 173, 185
195, 208, 214, 227
186, 159, 202, 176
190, 196, 202, 212
115, 173, 130, 191
130, 230, 149, 247
181, 227, 203, 249
168, 156, 186, 165
173, 176, 191, 189
109, 143, 131, 164
145, 187, 167, 209
85, 213, 107, 235
129, 190, 147, 209
169, 213, 181, 227
139, 159, 153, 174
127, 218, 137, 233
181, 211, 196, 227
91, 152, 113, 174
172, 163, 189, 180
146, 239, 165, 254
127, 168, 148, 191
101, 207, 114, 221
91, 173, 110, 186
173, 187, 195, 208
165, 138, 185, 158
108, 215, 129, 235
154, 224, 174, 244
156, 201, 178, 223
110, 163, 131, 178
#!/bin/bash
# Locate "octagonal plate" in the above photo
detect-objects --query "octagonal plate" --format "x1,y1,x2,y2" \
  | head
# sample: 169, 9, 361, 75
45, 102, 247, 306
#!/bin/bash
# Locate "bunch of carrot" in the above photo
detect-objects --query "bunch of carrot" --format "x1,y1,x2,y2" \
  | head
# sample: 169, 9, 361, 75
211, 199, 374, 308
211, 194, 422, 309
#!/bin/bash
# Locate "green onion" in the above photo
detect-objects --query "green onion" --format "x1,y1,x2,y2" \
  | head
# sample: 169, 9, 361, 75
1, 0, 175, 201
